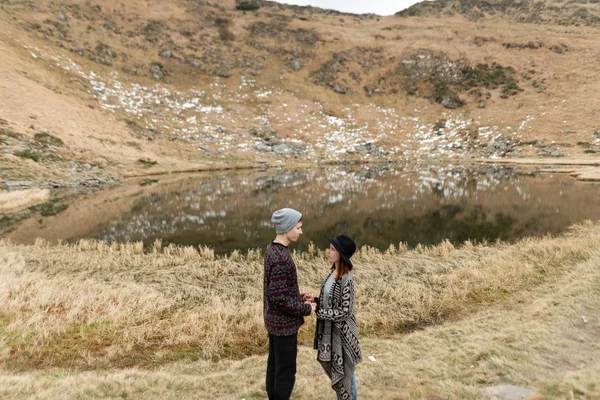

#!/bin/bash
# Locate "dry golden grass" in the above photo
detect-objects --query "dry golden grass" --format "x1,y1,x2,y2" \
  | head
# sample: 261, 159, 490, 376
1, 222, 600, 398
0, 188, 49, 213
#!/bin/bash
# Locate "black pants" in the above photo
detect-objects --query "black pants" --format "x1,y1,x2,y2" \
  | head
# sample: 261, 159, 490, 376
266, 333, 298, 400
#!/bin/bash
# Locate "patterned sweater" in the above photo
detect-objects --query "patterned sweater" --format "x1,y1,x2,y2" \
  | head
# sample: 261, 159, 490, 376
263, 242, 312, 336
314, 272, 362, 400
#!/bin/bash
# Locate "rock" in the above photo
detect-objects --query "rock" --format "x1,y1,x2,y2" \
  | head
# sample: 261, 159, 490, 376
80, 178, 102, 187
594, 130, 600, 139
333, 84, 348, 94
58, 13, 68, 22
254, 143, 273, 153
532, 80, 545, 92
249, 123, 277, 141
584, 148, 597, 154
272, 142, 307, 156
440, 95, 465, 109
352, 142, 386, 156
47, 180, 63, 188
216, 70, 232, 78
483, 385, 535, 400
95, 43, 116, 58
478, 100, 486, 108
288, 60, 303, 71
561, 130, 577, 134
150, 64, 163, 81
159, 49, 172, 58
197, 146, 216, 155
550, 44, 568, 54
3, 181, 33, 189
540, 149, 564, 157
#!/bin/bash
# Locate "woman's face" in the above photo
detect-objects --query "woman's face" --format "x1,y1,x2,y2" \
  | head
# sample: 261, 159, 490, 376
326, 244, 341, 264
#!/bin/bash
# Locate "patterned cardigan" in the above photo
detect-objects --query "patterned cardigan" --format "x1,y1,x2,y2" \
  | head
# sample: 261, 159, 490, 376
263, 242, 312, 336
313, 271, 362, 400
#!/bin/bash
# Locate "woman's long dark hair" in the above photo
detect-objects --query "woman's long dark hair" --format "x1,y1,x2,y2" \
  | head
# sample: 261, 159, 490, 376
331, 259, 352, 277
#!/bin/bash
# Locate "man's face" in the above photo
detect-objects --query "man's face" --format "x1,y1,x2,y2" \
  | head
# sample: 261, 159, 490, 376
285, 221, 303, 243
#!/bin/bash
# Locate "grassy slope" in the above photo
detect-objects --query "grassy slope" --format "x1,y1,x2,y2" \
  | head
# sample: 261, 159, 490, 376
1, 221, 599, 398
0, 0, 599, 186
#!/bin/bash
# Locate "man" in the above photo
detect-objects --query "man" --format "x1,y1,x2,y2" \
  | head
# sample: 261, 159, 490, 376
264, 208, 316, 400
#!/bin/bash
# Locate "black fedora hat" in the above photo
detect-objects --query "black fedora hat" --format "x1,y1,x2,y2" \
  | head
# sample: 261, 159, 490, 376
327, 234, 356, 267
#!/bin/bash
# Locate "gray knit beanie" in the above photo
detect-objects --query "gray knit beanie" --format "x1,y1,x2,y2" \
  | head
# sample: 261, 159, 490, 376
271, 208, 302, 234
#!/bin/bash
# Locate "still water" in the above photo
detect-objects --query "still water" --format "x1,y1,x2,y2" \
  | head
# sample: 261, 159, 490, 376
8, 164, 600, 254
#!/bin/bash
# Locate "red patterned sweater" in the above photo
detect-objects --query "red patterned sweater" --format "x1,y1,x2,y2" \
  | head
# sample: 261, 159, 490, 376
263, 242, 311, 336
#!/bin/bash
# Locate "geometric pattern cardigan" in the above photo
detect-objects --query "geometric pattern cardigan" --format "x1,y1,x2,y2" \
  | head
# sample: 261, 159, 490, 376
314, 272, 362, 400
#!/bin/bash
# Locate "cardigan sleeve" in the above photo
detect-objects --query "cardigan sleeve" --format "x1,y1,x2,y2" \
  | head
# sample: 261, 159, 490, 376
316, 275, 355, 322
266, 261, 311, 317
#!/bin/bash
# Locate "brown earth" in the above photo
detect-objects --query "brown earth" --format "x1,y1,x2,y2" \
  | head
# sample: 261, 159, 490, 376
0, 0, 599, 211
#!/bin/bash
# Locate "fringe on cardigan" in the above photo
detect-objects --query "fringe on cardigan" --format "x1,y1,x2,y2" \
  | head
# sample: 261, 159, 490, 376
314, 272, 362, 400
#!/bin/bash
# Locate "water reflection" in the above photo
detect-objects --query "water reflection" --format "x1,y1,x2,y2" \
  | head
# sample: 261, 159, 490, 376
64, 164, 600, 254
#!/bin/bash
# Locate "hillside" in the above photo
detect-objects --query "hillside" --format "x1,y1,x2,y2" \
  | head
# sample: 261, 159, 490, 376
0, 0, 599, 189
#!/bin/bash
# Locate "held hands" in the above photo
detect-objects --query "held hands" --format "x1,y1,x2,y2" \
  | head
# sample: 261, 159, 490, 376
301, 292, 317, 314
301, 292, 314, 302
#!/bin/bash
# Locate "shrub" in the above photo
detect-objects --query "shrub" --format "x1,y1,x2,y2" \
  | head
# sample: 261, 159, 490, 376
138, 158, 158, 167
14, 150, 41, 162
236, 2, 260, 11
218, 27, 236, 41
34, 132, 64, 147
0, 127, 22, 139
501, 79, 521, 98
139, 179, 159, 186
29, 200, 69, 217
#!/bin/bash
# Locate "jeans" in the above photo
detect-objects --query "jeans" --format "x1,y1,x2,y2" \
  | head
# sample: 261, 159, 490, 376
266, 333, 298, 400
351, 372, 358, 400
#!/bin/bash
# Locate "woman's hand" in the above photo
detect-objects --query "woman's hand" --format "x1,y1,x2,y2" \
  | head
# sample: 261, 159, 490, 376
301, 292, 314, 302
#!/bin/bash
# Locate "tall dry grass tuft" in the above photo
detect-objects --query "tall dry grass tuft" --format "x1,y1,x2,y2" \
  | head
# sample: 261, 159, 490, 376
0, 222, 599, 370
0, 189, 50, 213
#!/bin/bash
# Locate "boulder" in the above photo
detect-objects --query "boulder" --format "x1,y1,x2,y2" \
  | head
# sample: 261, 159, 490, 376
3, 181, 34, 190
483, 385, 535, 400
150, 64, 163, 81
216, 70, 232, 78
334, 84, 348, 94
272, 142, 307, 156
440, 95, 464, 109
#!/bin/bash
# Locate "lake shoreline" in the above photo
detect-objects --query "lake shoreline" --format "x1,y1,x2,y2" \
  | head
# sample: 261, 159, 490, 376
4, 162, 600, 255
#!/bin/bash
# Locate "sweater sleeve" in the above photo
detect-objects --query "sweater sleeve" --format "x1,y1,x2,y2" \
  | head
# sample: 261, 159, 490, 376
266, 261, 311, 317
316, 276, 355, 322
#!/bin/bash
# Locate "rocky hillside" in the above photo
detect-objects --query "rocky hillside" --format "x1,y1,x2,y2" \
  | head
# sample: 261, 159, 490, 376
0, 0, 599, 187
398, 0, 600, 26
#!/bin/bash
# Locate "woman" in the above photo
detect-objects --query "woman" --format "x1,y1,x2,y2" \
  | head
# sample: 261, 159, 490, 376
305, 234, 362, 400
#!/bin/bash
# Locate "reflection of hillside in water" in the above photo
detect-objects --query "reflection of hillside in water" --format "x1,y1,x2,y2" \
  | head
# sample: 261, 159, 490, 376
80, 165, 600, 254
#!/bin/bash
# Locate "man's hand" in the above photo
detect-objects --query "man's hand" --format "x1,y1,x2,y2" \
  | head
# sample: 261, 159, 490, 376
301, 292, 314, 302
310, 302, 317, 313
